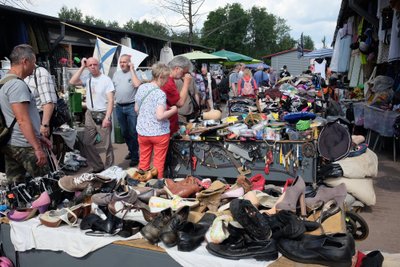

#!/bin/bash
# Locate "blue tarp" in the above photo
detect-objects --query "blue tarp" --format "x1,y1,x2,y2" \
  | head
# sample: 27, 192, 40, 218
245, 63, 270, 69
303, 48, 333, 58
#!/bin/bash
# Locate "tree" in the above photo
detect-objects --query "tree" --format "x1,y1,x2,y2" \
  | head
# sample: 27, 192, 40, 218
303, 35, 315, 50
0, 0, 32, 9
246, 6, 276, 59
201, 3, 249, 53
123, 19, 170, 39
321, 36, 327, 48
158, 0, 205, 43
58, 6, 83, 22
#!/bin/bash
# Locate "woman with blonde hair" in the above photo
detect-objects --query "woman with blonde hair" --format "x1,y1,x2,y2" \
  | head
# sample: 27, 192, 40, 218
237, 68, 258, 97
135, 63, 177, 179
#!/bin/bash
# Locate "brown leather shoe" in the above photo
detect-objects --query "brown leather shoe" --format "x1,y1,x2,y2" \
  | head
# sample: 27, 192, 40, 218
132, 169, 152, 183
164, 178, 201, 198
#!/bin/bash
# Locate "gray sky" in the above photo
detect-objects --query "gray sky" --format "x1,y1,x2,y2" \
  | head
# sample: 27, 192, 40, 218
29, 0, 341, 49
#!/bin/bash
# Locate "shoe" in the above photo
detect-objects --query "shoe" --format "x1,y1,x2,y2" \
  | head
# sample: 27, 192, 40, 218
249, 174, 266, 191
159, 206, 190, 247
124, 153, 131, 160
277, 233, 355, 267
305, 183, 347, 208
195, 180, 226, 212
164, 178, 201, 198
118, 220, 144, 238
360, 250, 384, 267
7, 208, 38, 222
58, 173, 112, 192
177, 213, 216, 251
267, 210, 307, 240
30, 191, 51, 214
266, 176, 306, 216
39, 204, 83, 227
206, 223, 278, 261
230, 199, 271, 241
140, 208, 173, 244
132, 169, 152, 183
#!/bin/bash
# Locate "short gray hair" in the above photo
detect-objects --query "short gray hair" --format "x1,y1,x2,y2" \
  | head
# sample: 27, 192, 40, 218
168, 55, 193, 71
9, 44, 35, 65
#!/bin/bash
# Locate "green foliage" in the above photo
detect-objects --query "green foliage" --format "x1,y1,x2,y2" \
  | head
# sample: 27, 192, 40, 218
58, 6, 83, 22
303, 35, 315, 50
123, 19, 170, 39
202, 4, 296, 58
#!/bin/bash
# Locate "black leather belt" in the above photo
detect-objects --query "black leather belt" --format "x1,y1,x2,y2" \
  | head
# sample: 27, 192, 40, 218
117, 102, 135, 106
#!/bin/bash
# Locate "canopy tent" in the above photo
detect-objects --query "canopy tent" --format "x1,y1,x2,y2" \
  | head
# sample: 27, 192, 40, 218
212, 49, 253, 62
245, 63, 270, 69
303, 48, 333, 58
179, 51, 227, 61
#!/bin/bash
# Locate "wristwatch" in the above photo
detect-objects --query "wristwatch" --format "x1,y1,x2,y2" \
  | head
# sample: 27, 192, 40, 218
41, 124, 49, 128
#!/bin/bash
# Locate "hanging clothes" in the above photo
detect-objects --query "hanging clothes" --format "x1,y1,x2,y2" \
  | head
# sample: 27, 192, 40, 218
388, 11, 400, 62
313, 59, 327, 79
159, 45, 174, 64
331, 27, 352, 73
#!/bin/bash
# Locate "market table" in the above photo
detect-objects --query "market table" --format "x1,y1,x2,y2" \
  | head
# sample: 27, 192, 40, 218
167, 139, 317, 184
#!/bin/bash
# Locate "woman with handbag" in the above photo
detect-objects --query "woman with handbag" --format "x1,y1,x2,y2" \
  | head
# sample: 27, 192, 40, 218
134, 63, 177, 179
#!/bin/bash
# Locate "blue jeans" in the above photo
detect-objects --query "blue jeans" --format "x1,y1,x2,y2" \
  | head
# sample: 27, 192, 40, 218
115, 103, 139, 162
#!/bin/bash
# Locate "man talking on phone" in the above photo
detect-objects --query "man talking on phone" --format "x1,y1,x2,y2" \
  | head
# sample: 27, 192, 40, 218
112, 54, 141, 167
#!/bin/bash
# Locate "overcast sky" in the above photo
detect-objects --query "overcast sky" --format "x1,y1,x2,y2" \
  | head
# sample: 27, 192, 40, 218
27, 0, 341, 49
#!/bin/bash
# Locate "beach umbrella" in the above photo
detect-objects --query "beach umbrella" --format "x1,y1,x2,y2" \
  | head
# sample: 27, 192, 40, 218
246, 63, 270, 69
212, 49, 253, 62
302, 48, 333, 58
179, 51, 227, 61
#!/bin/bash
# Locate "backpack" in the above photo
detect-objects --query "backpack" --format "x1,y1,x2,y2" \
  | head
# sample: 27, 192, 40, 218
0, 75, 19, 147
241, 78, 255, 96
186, 91, 201, 121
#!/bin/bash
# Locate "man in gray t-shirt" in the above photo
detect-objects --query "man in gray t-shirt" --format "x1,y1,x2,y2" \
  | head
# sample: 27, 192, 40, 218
112, 54, 142, 166
0, 44, 50, 184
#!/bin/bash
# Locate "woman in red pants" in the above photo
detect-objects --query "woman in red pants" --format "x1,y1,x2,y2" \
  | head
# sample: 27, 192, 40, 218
135, 63, 178, 179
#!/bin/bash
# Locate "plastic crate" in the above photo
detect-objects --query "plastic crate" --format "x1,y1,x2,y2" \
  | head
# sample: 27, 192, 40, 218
353, 102, 365, 126
364, 105, 400, 136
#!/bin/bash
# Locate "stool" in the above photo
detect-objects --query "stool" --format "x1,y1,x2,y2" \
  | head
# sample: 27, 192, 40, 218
367, 129, 398, 162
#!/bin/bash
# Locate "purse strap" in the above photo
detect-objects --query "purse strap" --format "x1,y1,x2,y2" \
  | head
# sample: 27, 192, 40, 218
138, 85, 158, 111
0, 75, 26, 130
88, 77, 94, 109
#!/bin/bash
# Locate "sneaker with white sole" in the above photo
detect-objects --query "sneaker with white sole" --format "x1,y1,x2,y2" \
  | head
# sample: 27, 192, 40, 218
58, 173, 112, 192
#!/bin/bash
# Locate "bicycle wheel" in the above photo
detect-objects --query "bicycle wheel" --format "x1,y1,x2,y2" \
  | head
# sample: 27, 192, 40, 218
345, 211, 369, 240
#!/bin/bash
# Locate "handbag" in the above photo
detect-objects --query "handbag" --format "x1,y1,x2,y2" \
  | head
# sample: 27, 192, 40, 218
51, 98, 71, 128
33, 67, 71, 128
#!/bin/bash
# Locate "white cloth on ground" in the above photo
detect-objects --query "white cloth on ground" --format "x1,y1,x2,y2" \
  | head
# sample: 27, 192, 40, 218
10, 217, 140, 258
161, 242, 278, 267
335, 148, 378, 179
97, 165, 127, 181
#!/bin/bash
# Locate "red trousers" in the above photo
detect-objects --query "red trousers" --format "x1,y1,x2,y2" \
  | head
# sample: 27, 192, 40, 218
138, 133, 170, 178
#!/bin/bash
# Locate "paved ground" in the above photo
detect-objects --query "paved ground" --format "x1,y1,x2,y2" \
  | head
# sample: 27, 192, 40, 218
79, 138, 400, 254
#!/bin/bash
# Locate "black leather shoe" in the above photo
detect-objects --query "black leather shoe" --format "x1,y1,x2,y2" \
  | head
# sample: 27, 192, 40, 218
277, 233, 355, 267
230, 199, 271, 240
206, 223, 278, 261
177, 213, 216, 252
140, 208, 172, 244
159, 206, 190, 247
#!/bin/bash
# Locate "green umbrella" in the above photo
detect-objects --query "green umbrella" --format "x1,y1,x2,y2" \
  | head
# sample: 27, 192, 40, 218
179, 51, 227, 61
211, 49, 253, 62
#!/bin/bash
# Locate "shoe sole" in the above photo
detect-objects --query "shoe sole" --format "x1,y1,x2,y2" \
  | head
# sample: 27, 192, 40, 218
57, 179, 75, 192
206, 244, 278, 261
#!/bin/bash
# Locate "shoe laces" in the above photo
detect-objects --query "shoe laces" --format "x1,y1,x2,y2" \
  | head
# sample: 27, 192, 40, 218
73, 173, 95, 185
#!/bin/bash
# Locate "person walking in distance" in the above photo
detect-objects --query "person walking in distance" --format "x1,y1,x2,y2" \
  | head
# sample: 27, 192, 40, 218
69, 57, 115, 173
112, 54, 141, 167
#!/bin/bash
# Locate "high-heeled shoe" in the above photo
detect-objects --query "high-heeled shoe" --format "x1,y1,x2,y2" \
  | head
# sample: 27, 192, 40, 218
31, 191, 51, 214
7, 208, 38, 222
305, 183, 347, 208
263, 176, 306, 217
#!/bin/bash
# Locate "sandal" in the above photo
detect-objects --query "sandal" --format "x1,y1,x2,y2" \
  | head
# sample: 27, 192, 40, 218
39, 204, 82, 227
